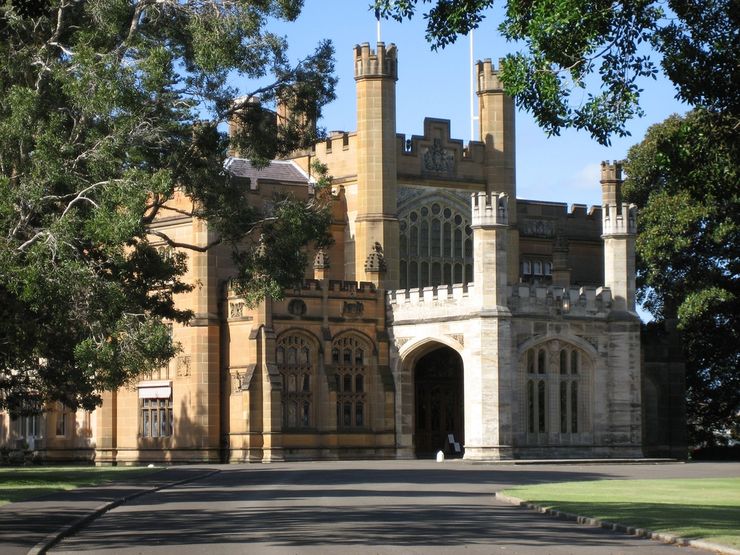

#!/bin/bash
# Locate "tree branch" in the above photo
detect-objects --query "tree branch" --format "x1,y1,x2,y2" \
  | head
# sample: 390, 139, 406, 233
148, 229, 222, 252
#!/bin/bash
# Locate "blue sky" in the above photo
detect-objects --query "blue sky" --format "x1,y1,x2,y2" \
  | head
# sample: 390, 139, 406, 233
261, 2, 688, 210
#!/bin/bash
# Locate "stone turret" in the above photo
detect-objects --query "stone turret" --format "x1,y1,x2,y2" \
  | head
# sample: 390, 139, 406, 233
601, 160, 637, 312
476, 59, 516, 198
353, 43, 400, 289
476, 59, 519, 283
471, 191, 509, 311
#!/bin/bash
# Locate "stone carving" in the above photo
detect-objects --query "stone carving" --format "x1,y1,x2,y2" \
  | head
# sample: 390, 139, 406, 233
176, 355, 191, 377
447, 333, 465, 348
364, 242, 387, 273
580, 335, 599, 351
231, 365, 256, 393
313, 248, 330, 269
394, 337, 411, 348
422, 139, 455, 175
229, 301, 245, 318
288, 299, 307, 317
342, 301, 364, 315
521, 218, 556, 238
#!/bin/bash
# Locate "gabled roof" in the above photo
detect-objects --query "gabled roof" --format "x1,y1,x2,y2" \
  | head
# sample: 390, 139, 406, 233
224, 158, 310, 189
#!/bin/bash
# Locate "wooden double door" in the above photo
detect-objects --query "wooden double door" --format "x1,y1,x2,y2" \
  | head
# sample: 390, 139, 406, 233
414, 347, 464, 457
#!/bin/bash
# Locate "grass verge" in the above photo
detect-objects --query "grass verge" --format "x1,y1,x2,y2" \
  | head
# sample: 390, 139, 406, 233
0, 466, 159, 506
501, 478, 740, 549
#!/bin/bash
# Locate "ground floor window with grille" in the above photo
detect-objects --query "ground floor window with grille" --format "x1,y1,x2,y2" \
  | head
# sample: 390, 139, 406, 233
55, 402, 71, 437
141, 398, 173, 438
138, 381, 173, 438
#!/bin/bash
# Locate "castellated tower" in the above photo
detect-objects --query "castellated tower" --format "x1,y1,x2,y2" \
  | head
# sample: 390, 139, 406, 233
477, 59, 519, 283
353, 42, 400, 289
601, 161, 637, 312
464, 191, 514, 460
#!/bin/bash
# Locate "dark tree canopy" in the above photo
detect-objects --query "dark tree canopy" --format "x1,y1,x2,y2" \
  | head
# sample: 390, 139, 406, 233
623, 109, 739, 446
0, 0, 336, 414
374, 0, 740, 144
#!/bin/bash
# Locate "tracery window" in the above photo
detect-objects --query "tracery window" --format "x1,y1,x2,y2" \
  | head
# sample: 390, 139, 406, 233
332, 335, 369, 429
523, 342, 589, 441
399, 196, 472, 289
277, 333, 316, 429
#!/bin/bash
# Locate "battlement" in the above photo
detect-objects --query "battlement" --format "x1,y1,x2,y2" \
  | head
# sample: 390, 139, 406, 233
387, 283, 475, 323
509, 284, 613, 316
476, 58, 505, 93
389, 283, 472, 305
471, 191, 508, 227
354, 42, 398, 80
602, 203, 637, 236
600, 160, 623, 182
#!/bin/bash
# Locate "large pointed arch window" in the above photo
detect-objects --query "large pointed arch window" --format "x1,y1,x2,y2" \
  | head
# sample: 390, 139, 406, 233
398, 194, 472, 289
277, 333, 316, 429
523, 341, 590, 442
332, 335, 369, 429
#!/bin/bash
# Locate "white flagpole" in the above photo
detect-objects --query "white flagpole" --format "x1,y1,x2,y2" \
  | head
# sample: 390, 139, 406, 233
377, 15, 381, 42
470, 30, 475, 142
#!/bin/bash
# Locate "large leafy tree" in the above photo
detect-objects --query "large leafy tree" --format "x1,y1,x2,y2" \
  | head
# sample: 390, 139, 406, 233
374, 0, 739, 144
0, 0, 336, 415
623, 110, 739, 446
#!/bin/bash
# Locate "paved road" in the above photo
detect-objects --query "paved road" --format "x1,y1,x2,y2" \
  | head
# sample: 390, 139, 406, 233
50, 461, 738, 554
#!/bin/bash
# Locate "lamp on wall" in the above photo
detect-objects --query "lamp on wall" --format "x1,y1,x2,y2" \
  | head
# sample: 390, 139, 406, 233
561, 294, 571, 313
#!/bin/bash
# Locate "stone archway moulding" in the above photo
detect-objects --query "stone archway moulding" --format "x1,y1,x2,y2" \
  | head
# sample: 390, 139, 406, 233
398, 334, 464, 366
516, 333, 600, 362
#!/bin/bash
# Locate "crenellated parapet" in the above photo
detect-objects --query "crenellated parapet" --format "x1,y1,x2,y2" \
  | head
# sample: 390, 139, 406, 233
387, 283, 476, 323
600, 159, 623, 183
509, 284, 613, 317
354, 42, 398, 81
476, 58, 505, 93
602, 202, 637, 237
471, 191, 508, 227
386, 281, 616, 322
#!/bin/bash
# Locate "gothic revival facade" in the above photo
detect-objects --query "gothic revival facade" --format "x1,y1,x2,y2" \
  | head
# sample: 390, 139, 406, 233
1, 42, 686, 463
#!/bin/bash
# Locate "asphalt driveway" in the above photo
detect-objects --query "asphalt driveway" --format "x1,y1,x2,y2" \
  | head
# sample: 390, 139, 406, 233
44, 460, 739, 555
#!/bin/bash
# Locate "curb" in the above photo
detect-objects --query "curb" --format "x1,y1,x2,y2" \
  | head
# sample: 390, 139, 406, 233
27, 469, 221, 555
494, 492, 740, 555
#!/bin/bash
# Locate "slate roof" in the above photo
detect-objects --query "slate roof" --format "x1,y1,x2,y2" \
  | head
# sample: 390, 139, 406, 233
224, 158, 309, 189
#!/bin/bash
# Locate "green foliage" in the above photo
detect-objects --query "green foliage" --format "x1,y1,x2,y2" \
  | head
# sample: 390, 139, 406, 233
623, 109, 739, 445
0, 1, 336, 414
374, 0, 739, 144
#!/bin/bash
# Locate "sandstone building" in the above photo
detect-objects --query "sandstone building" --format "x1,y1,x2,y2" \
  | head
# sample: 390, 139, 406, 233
1, 43, 686, 463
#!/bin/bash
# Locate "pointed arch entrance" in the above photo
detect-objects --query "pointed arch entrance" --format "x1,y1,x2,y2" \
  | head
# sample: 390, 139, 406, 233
413, 346, 464, 457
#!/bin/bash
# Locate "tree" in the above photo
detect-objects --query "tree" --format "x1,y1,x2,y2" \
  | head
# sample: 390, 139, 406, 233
623, 109, 739, 446
0, 1, 336, 415
374, 0, 739, 144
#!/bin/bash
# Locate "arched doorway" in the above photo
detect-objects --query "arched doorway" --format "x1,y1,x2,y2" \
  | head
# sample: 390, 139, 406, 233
414, 346, 464, 457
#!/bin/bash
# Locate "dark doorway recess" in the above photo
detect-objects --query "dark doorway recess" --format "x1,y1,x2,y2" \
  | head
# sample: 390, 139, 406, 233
414, 346, 464, 458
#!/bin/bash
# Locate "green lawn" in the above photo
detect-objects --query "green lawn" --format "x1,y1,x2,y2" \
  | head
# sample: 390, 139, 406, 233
0, 466, 159, 506
502, 478, 740, 549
